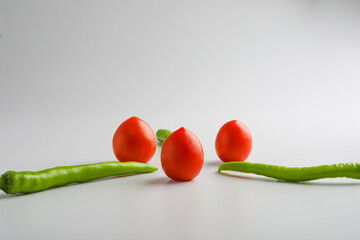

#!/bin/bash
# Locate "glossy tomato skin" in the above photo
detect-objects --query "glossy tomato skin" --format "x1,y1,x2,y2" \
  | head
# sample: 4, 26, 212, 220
215, 120, 252, 162
113, 116, 156, 163
161, 127, 204, 181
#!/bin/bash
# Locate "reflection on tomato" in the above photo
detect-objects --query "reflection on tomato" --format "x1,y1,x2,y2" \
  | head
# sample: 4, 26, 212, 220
113, 116, 156, 163
215, 120, 252, 162
161, 127, 204, 181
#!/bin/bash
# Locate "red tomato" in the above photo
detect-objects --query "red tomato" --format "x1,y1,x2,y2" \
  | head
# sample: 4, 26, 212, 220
113, 116, 156, 163
215, 120, 252, 162
161, 127, 204, 181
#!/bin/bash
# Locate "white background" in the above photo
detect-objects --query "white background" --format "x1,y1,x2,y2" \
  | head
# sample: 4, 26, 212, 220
1, 1, 360, 239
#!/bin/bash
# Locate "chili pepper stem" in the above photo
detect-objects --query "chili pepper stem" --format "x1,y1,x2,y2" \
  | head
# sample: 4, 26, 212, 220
0, 177, 4, 191
156, 129, 172, 144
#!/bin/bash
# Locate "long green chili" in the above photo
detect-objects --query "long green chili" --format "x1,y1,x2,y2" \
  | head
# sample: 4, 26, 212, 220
0, 161, 157, 194
156, 129, 172, 144
218, 162, 360, 182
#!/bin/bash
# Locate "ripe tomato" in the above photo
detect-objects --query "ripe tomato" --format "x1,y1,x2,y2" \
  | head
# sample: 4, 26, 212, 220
161, 127, 204, 181
113, 116, 156, 163
215, 120, 252, 162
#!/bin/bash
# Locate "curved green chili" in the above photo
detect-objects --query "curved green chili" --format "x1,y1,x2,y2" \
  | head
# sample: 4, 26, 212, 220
156, 129, 172, 144
0, 161, 157, 194
218, 162, 360, 182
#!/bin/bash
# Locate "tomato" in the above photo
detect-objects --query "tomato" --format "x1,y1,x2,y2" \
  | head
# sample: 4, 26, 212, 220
215, 120, 252, 162
113, 116, 156, 163
161, 127, 204, 181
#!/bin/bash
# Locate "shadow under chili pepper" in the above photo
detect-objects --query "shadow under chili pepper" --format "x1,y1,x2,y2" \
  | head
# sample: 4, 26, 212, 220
0, 193, 23, 199
0, 173, 151, 199
218, 171, 360, 186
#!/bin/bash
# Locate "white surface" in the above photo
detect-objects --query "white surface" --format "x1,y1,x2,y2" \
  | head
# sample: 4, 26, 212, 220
1, 1, 360, 239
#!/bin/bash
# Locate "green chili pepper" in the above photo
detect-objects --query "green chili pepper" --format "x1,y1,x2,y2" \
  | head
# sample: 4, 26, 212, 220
218, 162, 360, 182
156, 129, 172, 144
0, 161, 157, 194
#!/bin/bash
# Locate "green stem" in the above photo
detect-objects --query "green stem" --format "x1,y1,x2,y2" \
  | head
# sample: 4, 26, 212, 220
156, 129, 172, 144
0, 176, 4, 191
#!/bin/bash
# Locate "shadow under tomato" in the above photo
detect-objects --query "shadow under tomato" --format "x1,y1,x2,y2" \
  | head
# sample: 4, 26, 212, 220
204, 160, 222, 167
145, 176, 192, 185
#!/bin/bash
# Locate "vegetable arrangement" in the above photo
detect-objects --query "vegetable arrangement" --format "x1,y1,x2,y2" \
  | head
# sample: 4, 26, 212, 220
157, 120, 360, 182
1, 116, 358, 195
0, 116, 159, 195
